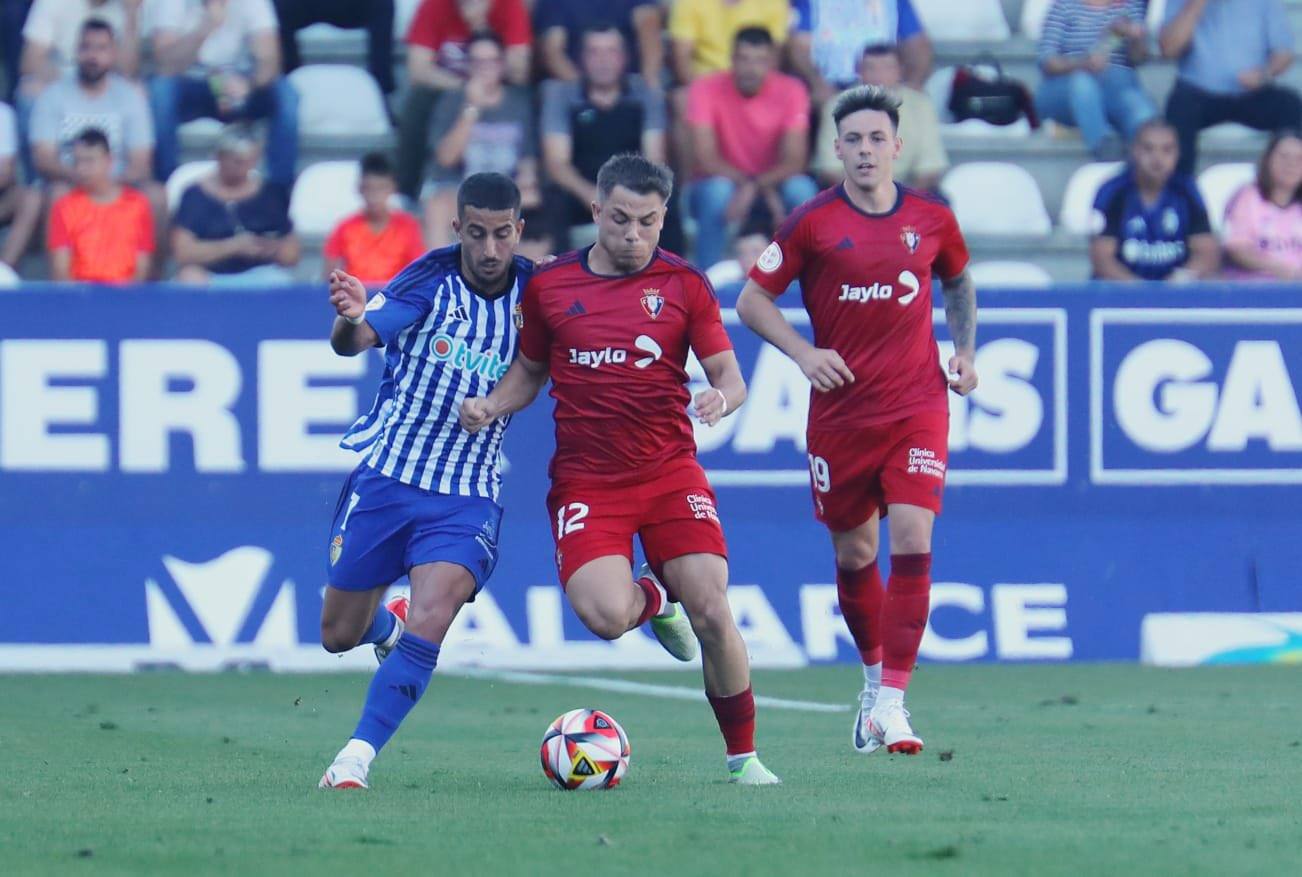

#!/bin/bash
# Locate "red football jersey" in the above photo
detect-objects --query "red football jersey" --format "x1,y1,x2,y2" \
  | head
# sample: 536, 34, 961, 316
748, 183, 969, 429
518, 247, 734, 483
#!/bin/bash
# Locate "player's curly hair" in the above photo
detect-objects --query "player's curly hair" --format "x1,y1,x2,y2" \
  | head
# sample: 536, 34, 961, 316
832, 85, 902, 132
596, 153, 674, 203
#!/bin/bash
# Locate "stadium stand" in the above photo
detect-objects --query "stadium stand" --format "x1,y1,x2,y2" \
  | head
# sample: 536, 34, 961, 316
289, 160, 399, 238
941, 161, 1053, 236
1197, 161, 1257, 234
968, 259, 1054, 287
1058, 161, 1124, 234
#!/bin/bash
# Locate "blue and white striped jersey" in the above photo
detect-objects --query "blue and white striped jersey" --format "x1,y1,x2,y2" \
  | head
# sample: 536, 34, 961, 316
340, 245, 533, 502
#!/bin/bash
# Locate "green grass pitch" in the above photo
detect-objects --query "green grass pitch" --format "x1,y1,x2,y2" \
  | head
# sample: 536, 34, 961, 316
3, 665, 1300, 875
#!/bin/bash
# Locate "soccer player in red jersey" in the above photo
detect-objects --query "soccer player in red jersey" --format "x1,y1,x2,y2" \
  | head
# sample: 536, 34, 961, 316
461, 153, 780, 784
737, 85, 979, 756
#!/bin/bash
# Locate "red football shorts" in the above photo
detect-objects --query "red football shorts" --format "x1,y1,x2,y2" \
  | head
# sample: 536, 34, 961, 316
545, 459, 728, 586
805, 410, 950, 532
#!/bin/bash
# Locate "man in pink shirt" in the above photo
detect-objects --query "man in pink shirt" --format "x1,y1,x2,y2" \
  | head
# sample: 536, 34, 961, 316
687, 26, 817, 268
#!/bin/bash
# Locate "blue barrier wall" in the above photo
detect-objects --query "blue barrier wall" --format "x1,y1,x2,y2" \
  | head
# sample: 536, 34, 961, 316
1, 284, 1299, 669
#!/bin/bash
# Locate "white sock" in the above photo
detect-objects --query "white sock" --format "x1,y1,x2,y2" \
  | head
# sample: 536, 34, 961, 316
339, 738, 377, 767
726, 750, 757, 771
877, 686, 905, 706
863, 662, 882, 691
646, 577, 673, 618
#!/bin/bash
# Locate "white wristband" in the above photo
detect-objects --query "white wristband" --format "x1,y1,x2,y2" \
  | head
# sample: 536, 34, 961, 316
713, 388, 728, 416
345, 313, 365, 326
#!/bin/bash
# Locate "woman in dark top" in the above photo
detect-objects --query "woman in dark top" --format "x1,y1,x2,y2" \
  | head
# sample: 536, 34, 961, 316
172, 125, 301, 286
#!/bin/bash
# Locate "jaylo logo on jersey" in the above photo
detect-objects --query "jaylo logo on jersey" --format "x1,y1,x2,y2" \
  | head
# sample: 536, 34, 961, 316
837, 270, 920, 306
570, 336, 663, 370
430, 334, 509, 379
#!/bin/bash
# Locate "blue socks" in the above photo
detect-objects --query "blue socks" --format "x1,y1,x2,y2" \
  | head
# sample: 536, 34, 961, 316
362, 603, 398, 645
352, 632, 440, 752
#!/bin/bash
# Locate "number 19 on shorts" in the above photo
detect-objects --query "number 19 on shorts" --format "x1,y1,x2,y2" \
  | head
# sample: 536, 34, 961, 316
808, 454, 831, 493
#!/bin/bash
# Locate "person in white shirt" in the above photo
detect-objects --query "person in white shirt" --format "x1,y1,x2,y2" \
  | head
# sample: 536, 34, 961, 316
145, 0, 298, 187
0, 99, 42, 269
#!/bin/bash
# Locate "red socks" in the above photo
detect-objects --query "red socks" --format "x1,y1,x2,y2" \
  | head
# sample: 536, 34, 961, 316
836, 562, 885, 665
633, 574, 664, 626
881, 553, 932, 691
707, 686, 756, 755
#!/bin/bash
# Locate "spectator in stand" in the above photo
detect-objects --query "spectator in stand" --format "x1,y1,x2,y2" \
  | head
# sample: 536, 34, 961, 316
535, 1, 664, 86
686, 26, 816, 269
1222, 130, 1302, 280
146, 0, 299, 188
540, 24, 667, 248
395, 0, 531, 199
1160, 0, 1302, 176
47, 127, 154, 282
711, 211, 776, 302
171, 124, 299, 286
668, 0, 790, 82
29, 18, 154, 188
323, 152, 425, 286
1090, 118, 1219, 281
273, 0, 395, 95
789, 0, 932, 102
812, 43, 947, 191
2, 1, 33, 103
423, 32, 538, 247
1035, 0, 1154, 160
1, 99, 41, 268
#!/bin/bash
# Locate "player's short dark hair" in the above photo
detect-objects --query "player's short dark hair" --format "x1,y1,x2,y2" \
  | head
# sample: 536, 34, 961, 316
72, 127, 111, 153
596, 153, 674, 203
80, 16, 116, 40
359, 151, 395, 179
457, 172, 521, 217
734, 26, 774, 51
832, 84, 902, 132
860, 42, 899, 62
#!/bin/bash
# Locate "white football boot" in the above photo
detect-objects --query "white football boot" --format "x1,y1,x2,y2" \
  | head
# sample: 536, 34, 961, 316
373, 594, 409, 664
866, 698, 924, 755
852, 686, 885, 754
318, 755, 369, 790
640, 564, 698, 662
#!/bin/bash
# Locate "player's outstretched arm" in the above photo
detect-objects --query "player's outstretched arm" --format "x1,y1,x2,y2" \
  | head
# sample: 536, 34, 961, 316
736, 279, 855, 393
941, 268, 979, 396
460, 353, 550, 434
694, 350, 747, 427
329, 269, 380, 355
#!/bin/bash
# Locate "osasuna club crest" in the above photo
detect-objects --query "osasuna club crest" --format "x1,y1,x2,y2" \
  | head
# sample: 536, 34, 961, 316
641, 288, 664, 319
901, 226, 921, 254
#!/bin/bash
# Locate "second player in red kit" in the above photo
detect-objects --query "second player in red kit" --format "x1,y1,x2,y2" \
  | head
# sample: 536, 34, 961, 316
460, 154, 780, 785
738, 85, 979, 756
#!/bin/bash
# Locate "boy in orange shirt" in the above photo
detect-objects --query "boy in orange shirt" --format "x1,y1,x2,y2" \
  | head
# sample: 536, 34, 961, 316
48, 128, 154, 283
323, 153, 426, 286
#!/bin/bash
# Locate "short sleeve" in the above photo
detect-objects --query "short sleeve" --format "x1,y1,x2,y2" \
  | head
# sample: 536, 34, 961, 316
631, 76, 667, 132
684, 77, 713, 127
429, 89, 463, 145
493, 0, 534, 46
782, 78, 811, 131
0, 103, 15, 159
932, 206, 970, 281
365, 258, 439, 346
1222, 185, 1257, 246
122, 83, 156, 149
539, 79, 573, 136
686, 274, 732, 360
134, 193, 157, 253
896, 0, 924, 41
47, 196, 70, 249
667, 0, 698, 42
406, 0, 443, 48
1091, 182, 1125, 238
1185, 184, 1211, 236
173, 185, 206, 234
28, 87, 60, 147
747, 215, 808, 297
516, 279, 552, 362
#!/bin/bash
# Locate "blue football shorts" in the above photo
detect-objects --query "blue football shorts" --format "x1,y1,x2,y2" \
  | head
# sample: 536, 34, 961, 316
326, 464, 503, 596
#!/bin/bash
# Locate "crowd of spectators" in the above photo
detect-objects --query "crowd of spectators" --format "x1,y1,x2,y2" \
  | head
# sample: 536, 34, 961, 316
0, 0, 1299, 288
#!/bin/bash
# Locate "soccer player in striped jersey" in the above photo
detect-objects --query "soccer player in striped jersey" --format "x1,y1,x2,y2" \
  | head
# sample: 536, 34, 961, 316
317, 173, 534, 790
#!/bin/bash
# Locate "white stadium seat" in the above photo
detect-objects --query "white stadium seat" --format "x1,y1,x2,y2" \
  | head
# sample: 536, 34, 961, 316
0, 261, 19, 289
940, 162, 1052, 236
1197, 162, 1256, 234
705, 260, 743, 289
395, 0, 421, 39
1020, 0, 1053, 39
165, 160, 217, 212
1147, 0, 1168, 32
290, 162, 366, 237
1059, 161, 1124, 235
913, 0, 1011, 40
969, 260, 1054, 289
925, 66, 955, 121
288, 65, 390, 138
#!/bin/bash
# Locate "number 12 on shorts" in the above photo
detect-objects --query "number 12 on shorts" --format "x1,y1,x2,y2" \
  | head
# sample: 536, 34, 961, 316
808, 454, 831, 493
556, 502, 589, 539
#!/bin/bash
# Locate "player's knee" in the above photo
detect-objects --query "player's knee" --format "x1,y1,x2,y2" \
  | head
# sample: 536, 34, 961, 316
835, 540, 877, 571
572, 601, 628, 641
684, 587, 733, 641
320, 622, 360, 654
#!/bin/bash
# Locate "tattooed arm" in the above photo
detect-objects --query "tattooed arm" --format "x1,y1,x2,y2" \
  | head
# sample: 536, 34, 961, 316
941, 269, 978, 396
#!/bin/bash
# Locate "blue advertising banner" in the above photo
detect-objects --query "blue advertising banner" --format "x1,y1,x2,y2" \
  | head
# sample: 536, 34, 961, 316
1, 285, 1299, 671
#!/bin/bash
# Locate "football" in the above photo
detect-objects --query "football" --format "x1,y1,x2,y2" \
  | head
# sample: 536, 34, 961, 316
539, 708, 631, 790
